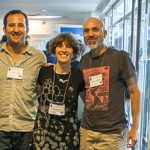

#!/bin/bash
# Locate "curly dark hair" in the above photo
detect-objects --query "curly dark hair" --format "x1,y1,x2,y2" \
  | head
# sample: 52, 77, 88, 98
50, 33, 80, 55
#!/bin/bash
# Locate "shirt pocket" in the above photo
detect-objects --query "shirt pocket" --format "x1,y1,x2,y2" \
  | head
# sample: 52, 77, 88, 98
22, 71, 38, 91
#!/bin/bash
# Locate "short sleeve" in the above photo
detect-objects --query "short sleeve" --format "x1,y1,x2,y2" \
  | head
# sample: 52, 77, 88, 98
120, 51, 136, 81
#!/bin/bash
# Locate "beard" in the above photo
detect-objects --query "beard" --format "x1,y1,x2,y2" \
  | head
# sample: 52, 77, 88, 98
87, 42, 99, 50
86, 39, 103, 51
87, 38, 105, 50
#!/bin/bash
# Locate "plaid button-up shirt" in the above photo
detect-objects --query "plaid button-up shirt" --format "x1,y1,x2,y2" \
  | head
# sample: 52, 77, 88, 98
0, 43, 46, 132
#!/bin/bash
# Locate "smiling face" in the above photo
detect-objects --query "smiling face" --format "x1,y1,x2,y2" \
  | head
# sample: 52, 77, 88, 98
83, 18, 107, 50
3, 13, 29, 46
55, 41, 73, 64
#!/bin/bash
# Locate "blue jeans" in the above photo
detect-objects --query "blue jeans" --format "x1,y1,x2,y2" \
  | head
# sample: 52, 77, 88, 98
0, 131, 33, 150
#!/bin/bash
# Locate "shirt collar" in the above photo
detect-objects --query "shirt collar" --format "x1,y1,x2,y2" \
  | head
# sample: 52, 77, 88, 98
0, 42, 34, 55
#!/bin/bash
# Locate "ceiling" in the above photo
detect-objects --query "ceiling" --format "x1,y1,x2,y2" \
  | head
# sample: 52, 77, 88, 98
0, 0, 105, 25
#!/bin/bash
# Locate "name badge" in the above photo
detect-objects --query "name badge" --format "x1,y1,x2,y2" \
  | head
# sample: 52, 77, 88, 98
89, 74, 103, 87
48, 103, 65, 116
7, 67, 23, 80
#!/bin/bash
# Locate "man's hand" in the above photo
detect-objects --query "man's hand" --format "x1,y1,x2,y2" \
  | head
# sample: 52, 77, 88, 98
127, 127, 138, 148
44, 63, 54, 67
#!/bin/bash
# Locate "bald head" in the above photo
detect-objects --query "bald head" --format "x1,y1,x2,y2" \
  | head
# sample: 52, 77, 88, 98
83, 17, 104, 30
83, 17, 107, 50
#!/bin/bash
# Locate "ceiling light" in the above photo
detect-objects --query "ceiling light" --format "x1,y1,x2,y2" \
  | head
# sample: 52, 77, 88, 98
42, 9, 47, 12
28, 15, 62, 19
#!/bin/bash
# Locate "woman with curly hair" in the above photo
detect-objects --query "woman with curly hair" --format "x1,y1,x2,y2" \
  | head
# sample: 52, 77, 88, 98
33, 33, 85, 150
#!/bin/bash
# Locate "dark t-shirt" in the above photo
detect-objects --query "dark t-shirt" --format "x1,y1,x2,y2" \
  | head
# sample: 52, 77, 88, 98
33, 66, 85, 149
80, 46, 136, 133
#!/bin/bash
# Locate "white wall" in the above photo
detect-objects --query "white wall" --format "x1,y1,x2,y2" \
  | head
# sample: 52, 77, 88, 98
0, 18, 4, 37
29, 20, 52, 36
29, 19, 82, 38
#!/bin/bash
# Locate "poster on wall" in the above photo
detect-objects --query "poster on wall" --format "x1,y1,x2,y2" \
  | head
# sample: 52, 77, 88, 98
60, 27, 83, 41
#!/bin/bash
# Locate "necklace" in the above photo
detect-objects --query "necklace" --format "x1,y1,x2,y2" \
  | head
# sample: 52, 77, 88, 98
54, 65, 70, 83
90, 48, 107, 68
56, 75, 69, 83
52, 66, 71, 103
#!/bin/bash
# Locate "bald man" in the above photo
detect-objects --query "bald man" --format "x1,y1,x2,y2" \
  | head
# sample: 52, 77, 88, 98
79, 17, 140, 150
